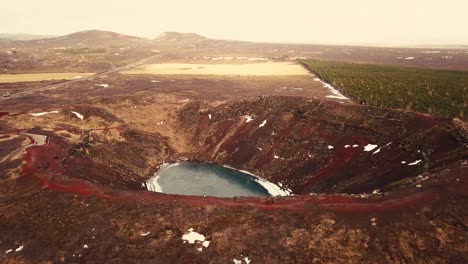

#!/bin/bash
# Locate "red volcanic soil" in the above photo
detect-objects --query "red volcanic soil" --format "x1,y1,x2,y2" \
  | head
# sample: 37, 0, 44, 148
0, 97, 467, 263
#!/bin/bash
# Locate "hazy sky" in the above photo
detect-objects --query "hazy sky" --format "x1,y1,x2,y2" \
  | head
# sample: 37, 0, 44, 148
2, 0, 468, 45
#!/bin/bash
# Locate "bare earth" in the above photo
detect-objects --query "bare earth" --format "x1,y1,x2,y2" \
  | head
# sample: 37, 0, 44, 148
0, 31, 466, 264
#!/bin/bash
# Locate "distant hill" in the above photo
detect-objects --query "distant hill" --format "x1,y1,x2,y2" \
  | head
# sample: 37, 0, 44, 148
0, 33, 55, 41
15, 30, 151, 48
155, 32, 207, 43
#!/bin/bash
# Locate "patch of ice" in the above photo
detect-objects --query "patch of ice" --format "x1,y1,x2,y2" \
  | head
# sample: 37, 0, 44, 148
408, 159, 422, 166
140, 231, 150, 236
244, 115, 254, 123
222, 165, 291, 196
364, 144, 378, 152
29, 110, 59, 117
259, 119, 267, 127
71, 111, 84, 120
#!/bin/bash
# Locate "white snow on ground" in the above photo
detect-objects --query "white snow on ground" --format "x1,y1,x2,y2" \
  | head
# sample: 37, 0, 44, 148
140, 231, 150, 236
352, 144, 359, 148
254, 176, 291, 196
71, 111, 84, 120
244, 115, 254, 123
182, 228, 210, 252
208, 114, 212, 120
83, 244, 88, 249
259, 119, 267, 127
29, 110, 59, 117
327, 145, 334, 149
15, 245, 23, 252
274, 154, 279, 159
363, 144, 378, 152
99, 84, 109, 88
401, 161, 407, 164
404, 57, 415, 60
408, 159, 422, 166
372, 142, 392, 155
344, 145, 350, 148
5, 249, 12, 254
233, 257, 251, 264
222, 165, 291, 196
312, 76, 349, 100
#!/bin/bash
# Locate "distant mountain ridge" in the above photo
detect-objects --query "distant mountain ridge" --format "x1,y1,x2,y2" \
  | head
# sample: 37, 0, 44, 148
0, 33, 55, 41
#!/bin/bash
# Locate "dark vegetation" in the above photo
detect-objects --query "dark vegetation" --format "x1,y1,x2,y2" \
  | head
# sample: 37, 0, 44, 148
301, 60, 468, 120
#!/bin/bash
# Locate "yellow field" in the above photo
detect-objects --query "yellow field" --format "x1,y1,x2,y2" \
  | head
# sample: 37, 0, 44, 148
0, 73, 94, 83
123, 62, 308, 76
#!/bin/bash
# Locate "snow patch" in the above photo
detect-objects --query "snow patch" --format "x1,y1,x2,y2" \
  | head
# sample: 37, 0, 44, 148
71, 111, 84, 120
222, 165, 291, 196
408, 159, 422, 166
140, 231, 150, 236
29, 110, 59, 117
99, 83, 109, 88
312, 76, 348, 100
208, 114, 212, 120
182, 228, 210, 252
327, 145, 334, 149
363, 144, 378, 152
404, 57, 415, 60
244, 115, 254, 123
259, 119, 267, 127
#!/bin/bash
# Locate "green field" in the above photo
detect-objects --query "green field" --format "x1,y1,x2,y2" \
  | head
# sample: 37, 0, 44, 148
300, 60, 467, 120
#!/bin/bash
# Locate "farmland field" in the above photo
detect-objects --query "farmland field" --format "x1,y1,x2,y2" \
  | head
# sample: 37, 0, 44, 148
123, 62, 308, 76
0, 72, 94, 83
301, 60, 468, 120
